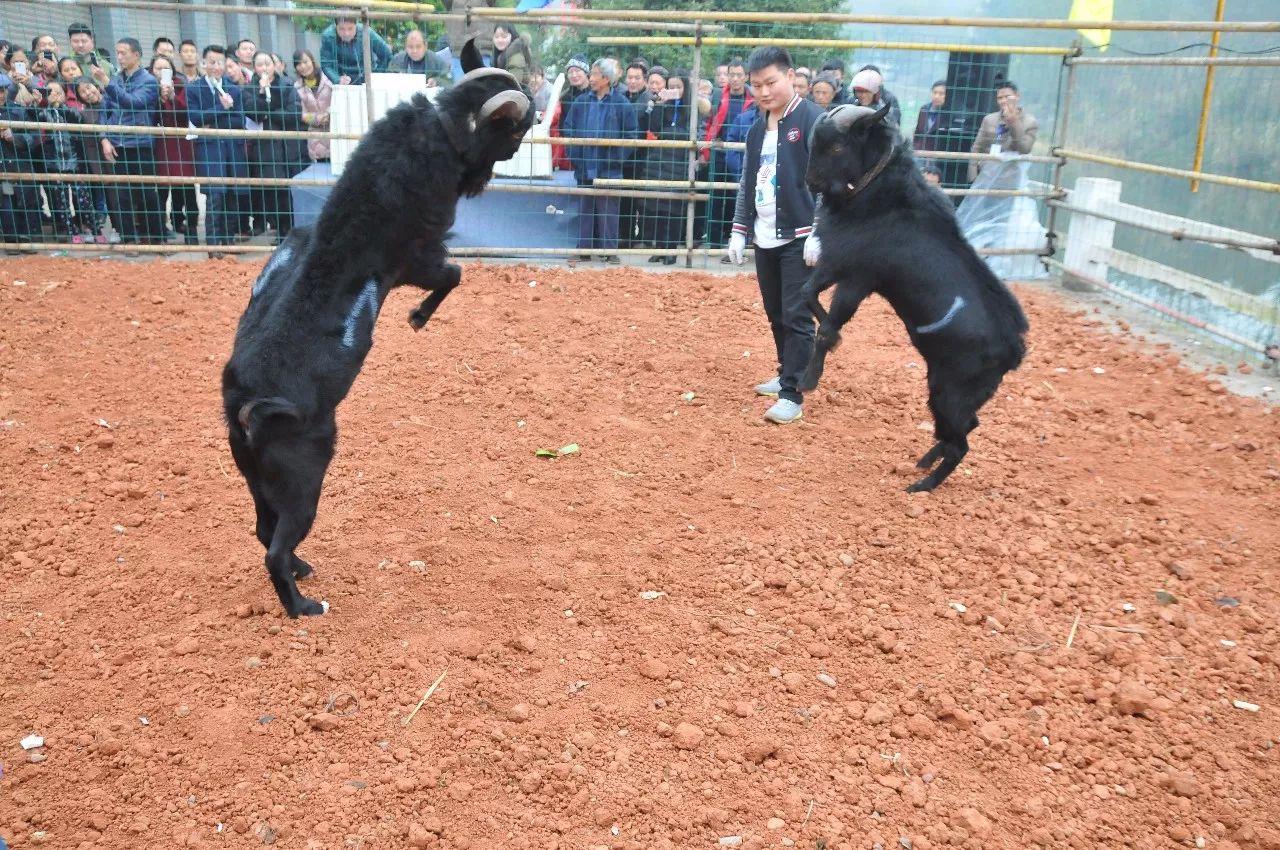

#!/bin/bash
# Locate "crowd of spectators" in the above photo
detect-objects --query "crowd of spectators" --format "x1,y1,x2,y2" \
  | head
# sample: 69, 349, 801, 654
0, 17, 1037, 259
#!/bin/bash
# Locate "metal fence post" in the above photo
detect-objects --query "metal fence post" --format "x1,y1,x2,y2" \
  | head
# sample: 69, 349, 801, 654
361, 6, 376, 126
684, 21, 703, 268
1045, 42, 1078, 262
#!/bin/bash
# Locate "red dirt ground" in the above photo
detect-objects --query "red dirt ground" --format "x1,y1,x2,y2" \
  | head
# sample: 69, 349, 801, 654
1, 257, 1278, 850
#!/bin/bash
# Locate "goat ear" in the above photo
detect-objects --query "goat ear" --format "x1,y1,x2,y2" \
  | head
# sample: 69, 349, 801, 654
460, 37, 484, 74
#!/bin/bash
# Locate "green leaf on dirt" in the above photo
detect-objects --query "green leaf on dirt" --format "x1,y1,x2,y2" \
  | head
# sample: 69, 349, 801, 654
536, 444, 580, 458
681, 391, 696, 402
1155, 590, 1177, 605
535, 449, 559, 458
559, 443, 580, 456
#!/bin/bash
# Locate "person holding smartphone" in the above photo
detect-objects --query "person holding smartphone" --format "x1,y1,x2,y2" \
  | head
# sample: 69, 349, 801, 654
243, 50, 305, 244
68, 24, 116, 81
150, 54, 198, 243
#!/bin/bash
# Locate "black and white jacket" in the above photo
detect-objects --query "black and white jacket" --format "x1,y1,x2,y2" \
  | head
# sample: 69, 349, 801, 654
730, 93, 825, 243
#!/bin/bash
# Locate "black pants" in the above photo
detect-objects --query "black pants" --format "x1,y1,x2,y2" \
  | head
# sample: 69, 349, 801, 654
754, 238, 815, 405
112, 145, 166, 243
158, 182, 199, 234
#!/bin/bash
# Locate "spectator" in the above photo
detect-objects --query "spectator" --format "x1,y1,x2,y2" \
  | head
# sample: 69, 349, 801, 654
0, 84, 41, 251
185, 44, 248, 257
320, 16, 390, 85
848, 68, 901, 129
563, 57, 637, 264
793, 68, 811, 99
619, 59, 654, 250
293, 49, 334, 163
150, 54, 198, 244
9, 47, 52, 106
560, 54, 590, 108
153, 37, 175, 60
94, 37, 166, 246
57, 57, 84, 105
623, 61, 650, 104
387, 29, 449, 78
71, 76, 117, 239
235, 39, 256, 71
727, 45, 825, 425
67, 23, 115, 80
0, 41, 12, 75
857, 65, 901, 126
35, 81, 101, 244
809, 74, 838, 110
713, 63, 728, 95
921, 164, 943, 187
179, 40, 201, 81
32, 34, 60, 60
969, 80, 1038, 182
819, 57, 846, 104
491, 23, 533, 87
704, 56, 752, 255
641, 69, 707, 263
913, 79, 950, 154
244, 50, 305, 243
529, 64, 551, 116
272, 54, 288, 81
645, 66, 666, 99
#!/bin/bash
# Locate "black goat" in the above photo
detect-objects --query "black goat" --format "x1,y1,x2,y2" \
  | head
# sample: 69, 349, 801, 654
221, 40, 534, 617
800, 103, 1029, 492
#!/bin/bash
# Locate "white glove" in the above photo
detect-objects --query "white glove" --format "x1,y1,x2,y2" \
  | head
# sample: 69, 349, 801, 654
727, 232, 747, 265
803, 233, 821, 267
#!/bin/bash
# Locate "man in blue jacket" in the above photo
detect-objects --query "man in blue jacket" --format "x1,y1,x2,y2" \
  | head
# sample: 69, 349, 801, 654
92, 37, 166, 246
727, 46, 825, 425
320, 16, 391, 85
563, 57, 637, 264
186, 45, 249, 258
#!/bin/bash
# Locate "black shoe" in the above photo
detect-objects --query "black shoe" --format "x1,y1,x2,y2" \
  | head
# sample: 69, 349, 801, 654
602, 254, 621, 265
576, 254, 593, 262
720, 255, 735, 265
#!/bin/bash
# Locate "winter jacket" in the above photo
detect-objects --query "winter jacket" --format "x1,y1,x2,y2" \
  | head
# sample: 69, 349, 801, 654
101, 66, 159, 149
731, 94, 825, 243
154, 76, 195, 178
563, 89, 638, 183
968, 107, 1039, 182
35, 104, 85, 173
295, 75, 335, 161
185, 76, 249, 181
319, 24, 391, 85
243, 77, 307, 178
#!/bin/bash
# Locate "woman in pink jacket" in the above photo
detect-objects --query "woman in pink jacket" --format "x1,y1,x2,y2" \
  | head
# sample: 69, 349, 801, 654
292, 49, 333, 162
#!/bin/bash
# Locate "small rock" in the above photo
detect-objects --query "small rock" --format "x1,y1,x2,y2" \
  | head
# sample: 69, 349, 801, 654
173, 637, 200, 656
639, 659, 670, 680
394, 777, 417, 793
511, 633, 538, 653
953, 808, 992, 837
506, 703, 531, 722
864, 702, 894, 725
1161, 770, 1203, 798
744, 738, 780, 764
906, 713, 936, 739
781, 672, 806, 692
1115, 680, 1155, 716
308, 712, 340, 732
58, 563, 79, 577
816, 673, 837, 688
672, 722, 705, 750
767, 818, 785, 830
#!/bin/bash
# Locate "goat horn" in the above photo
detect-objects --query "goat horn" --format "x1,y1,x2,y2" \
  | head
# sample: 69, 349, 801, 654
479, 89, 531, 121
458, 67, 519, 86
827, 103, 878, 130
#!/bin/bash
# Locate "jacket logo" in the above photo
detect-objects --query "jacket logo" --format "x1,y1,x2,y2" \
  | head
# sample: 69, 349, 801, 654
787, 127, 801, 143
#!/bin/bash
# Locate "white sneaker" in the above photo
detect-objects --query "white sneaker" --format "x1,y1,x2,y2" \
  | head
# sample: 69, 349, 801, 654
763, 398, 803, 424
754, 376, 782, 397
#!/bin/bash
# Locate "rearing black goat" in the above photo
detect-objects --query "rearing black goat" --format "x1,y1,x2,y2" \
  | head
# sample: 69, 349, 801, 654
800, 103, 1029, 492
221, 40, 534, 617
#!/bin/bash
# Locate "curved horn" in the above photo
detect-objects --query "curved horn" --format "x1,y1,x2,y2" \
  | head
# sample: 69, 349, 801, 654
479, 89, 531, 121
827, 104, 878, 130
458, 67, 519, 86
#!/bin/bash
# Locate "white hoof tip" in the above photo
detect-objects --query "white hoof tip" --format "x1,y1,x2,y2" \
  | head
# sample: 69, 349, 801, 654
320, 600, 330, 614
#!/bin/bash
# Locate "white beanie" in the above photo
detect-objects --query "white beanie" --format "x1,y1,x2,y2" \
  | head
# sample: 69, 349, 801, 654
850, 68, 882, 94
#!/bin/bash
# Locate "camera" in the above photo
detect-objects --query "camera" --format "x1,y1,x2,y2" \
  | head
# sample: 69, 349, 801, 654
42, 50, 55, 61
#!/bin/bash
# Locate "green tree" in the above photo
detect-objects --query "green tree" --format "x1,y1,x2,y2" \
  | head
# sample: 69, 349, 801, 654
535, 0, 847, 78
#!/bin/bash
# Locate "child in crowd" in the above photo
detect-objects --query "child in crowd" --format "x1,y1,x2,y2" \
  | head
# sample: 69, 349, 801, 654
36, 81, 103, 243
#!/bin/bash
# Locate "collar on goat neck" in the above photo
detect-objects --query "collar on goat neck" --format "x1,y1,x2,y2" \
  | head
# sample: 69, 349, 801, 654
437, 110, 473, 159
845, 145, 895, 199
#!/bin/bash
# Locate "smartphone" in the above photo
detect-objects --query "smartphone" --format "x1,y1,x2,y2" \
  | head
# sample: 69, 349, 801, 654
42, 50, 55, 61
12, 61, 27, 76
160, 68, 173, 85
88, 53, 99, 66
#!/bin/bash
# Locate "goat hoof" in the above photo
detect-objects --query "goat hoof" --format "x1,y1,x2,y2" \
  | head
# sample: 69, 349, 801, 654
407, 311, 426, 331
905, 478, 937, 494
288, 597, 327, 618
292, 559, 314, 580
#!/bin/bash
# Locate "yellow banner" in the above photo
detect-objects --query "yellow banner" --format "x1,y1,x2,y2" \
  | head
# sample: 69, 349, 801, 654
1070, 0, 1114, 50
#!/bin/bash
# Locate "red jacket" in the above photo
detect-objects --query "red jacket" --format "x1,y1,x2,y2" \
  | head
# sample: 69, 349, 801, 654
702, 85, 753, 163
154, 78, 195, 178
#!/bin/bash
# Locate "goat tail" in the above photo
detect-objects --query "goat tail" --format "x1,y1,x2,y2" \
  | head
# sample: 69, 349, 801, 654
237, 397, 301, 446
